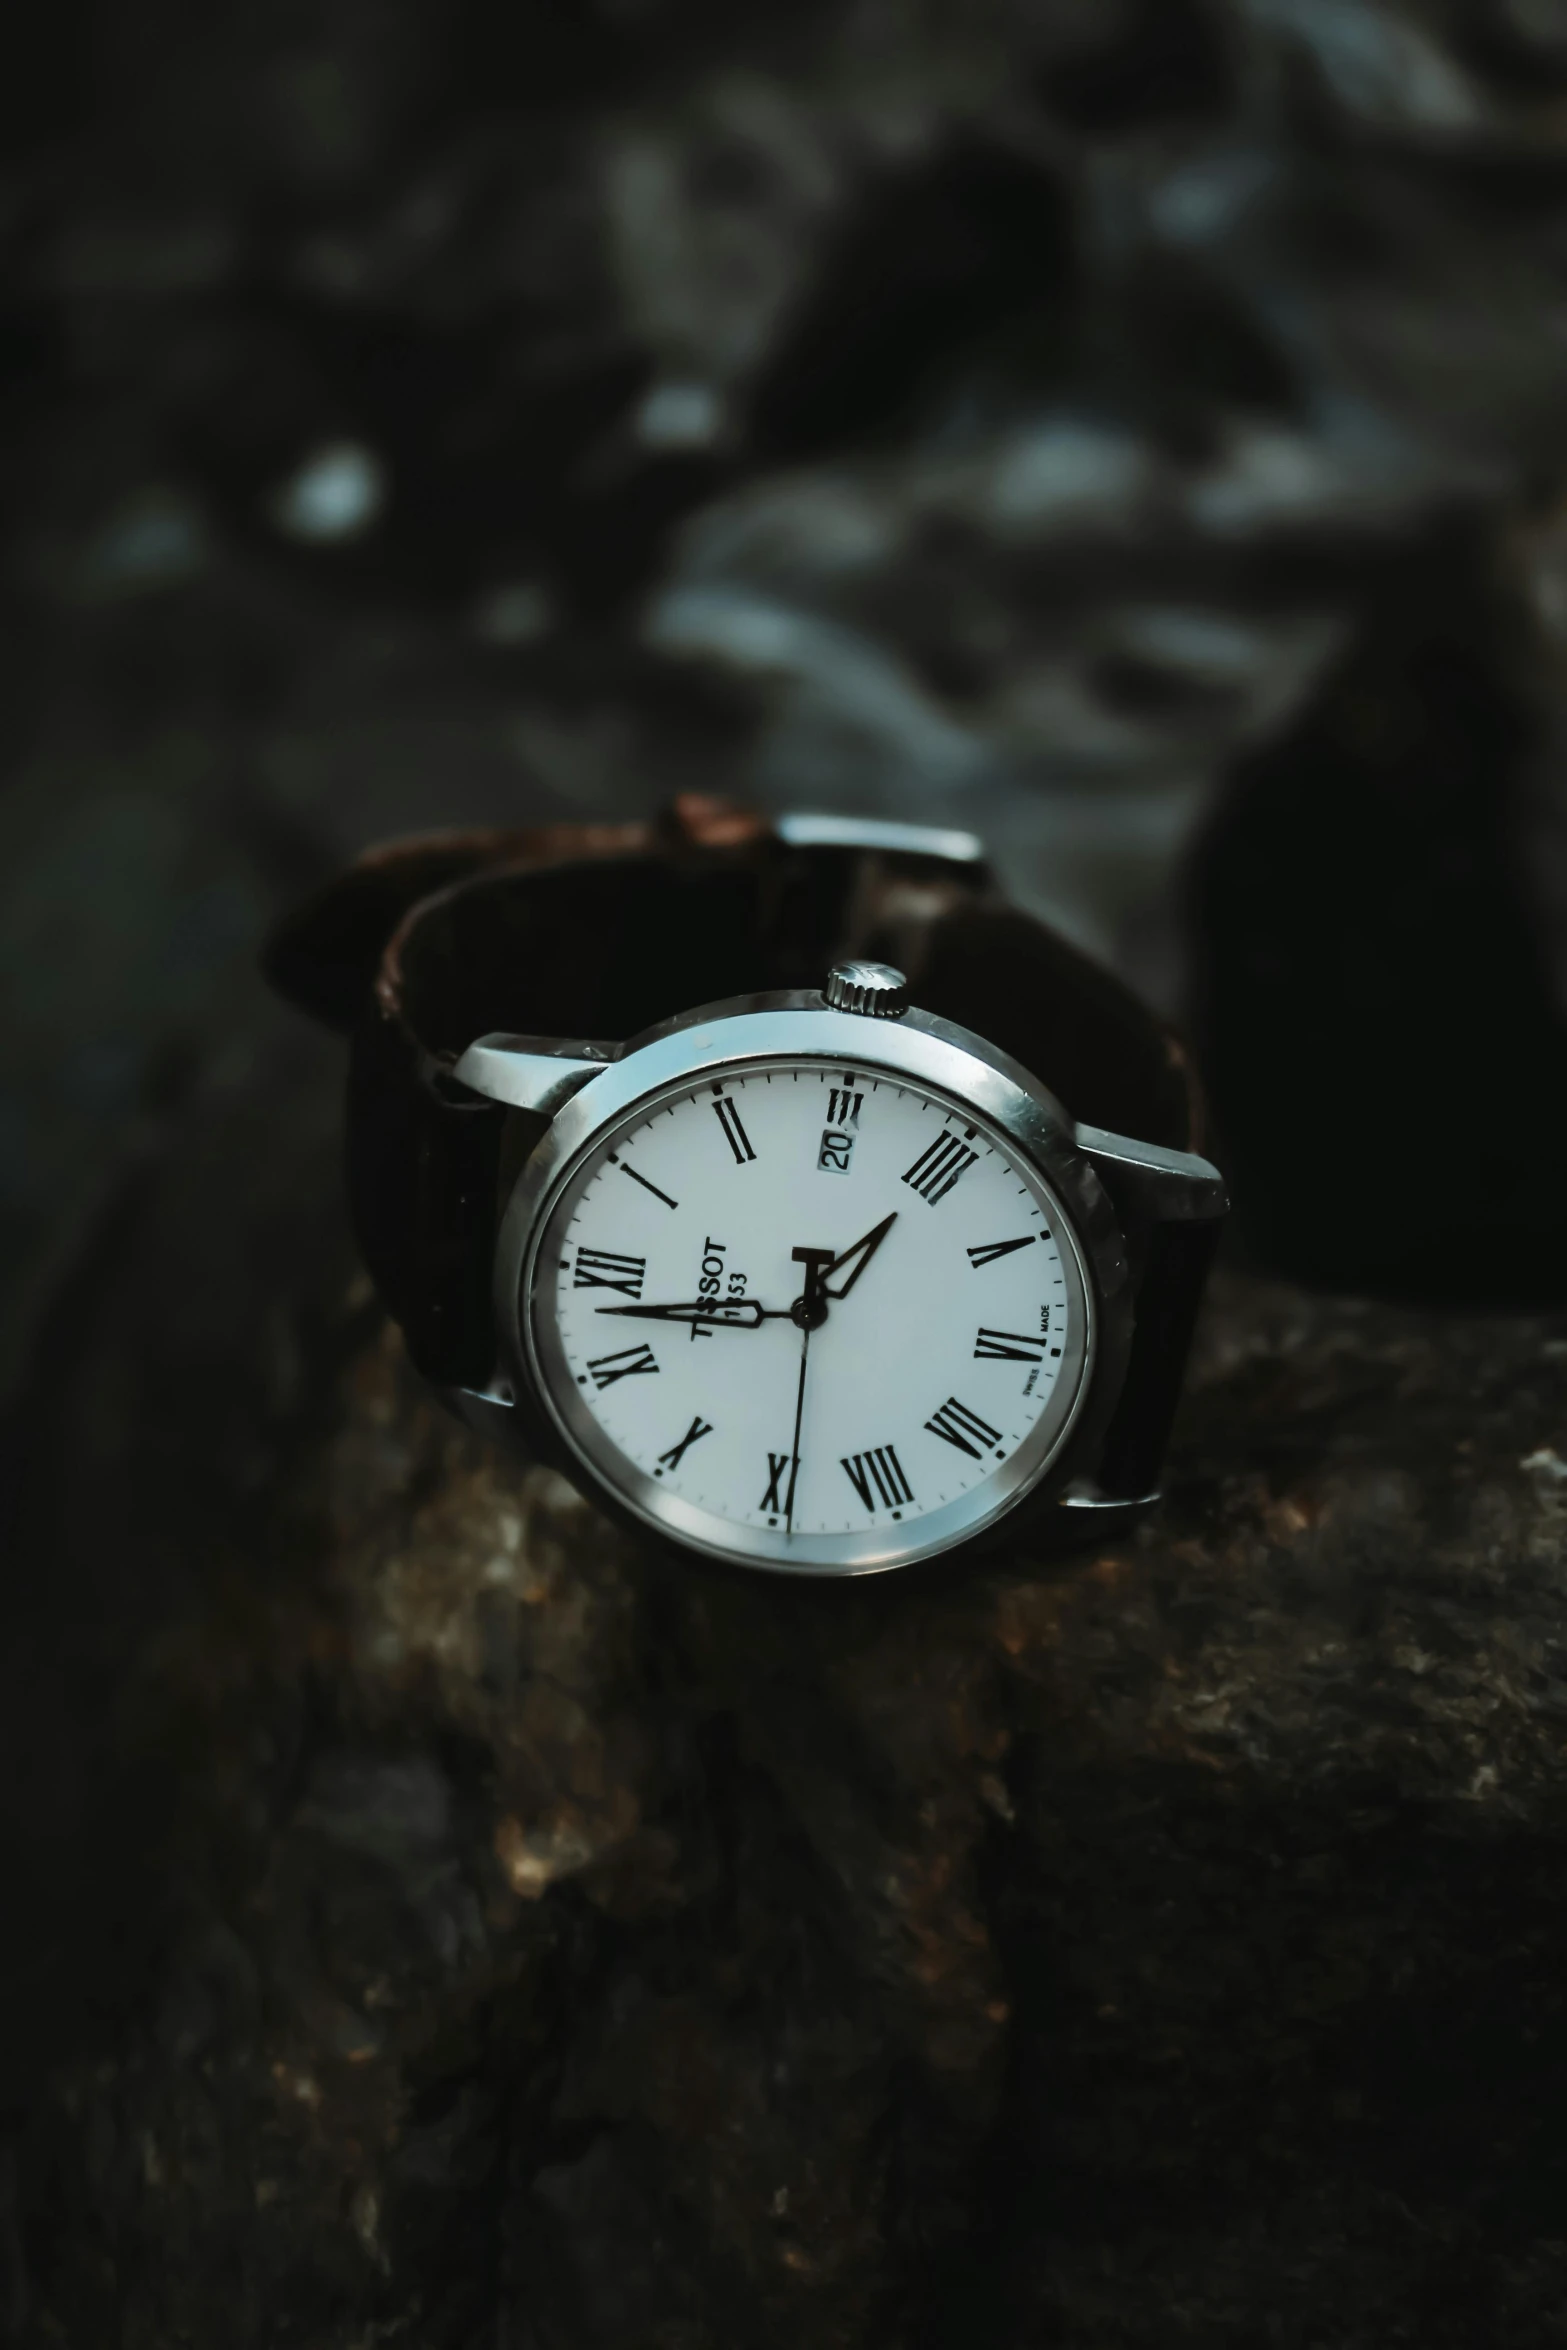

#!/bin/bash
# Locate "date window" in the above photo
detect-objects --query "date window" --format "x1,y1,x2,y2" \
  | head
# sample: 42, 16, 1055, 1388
818, 1086, 863, 1175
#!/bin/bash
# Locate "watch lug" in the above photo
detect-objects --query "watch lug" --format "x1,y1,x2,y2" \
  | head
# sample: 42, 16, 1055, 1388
452, 1032, 621, 1115
437, 1376, 520, 1446
1059, 1477, 1159, 1512
774, 811, 989, 870
1074, 1123, 1227, 1222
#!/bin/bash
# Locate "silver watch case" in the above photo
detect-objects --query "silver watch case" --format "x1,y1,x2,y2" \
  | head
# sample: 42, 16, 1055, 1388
461, 988, 1196, 1576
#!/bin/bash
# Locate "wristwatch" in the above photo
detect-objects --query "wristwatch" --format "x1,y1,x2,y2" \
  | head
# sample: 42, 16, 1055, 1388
267, 799, 1225, 1577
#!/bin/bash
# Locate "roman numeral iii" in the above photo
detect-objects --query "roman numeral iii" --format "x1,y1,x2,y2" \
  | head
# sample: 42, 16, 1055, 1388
840, 1446, 913, 1511
713, 1097, 756, 1166
585, 1344, 660, 1390
573, 1247, 646, 1298
924, 1396, 1003, 1459
902, 1130, 977, 1205
974, 1327, 1046, 1363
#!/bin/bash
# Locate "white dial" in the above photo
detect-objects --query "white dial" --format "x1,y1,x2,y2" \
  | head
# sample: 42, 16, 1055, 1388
525, 1054, 1092, 1573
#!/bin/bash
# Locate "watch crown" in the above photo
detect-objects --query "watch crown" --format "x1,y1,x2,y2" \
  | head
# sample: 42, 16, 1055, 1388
824, 960, 909, 1018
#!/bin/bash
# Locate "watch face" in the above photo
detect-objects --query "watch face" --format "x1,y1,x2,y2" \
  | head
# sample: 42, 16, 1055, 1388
523, 1053, 1093, 1573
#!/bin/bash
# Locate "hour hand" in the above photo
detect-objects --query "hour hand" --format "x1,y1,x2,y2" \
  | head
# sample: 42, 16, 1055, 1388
594, 1298, 770, 1328
823, 1212, 898, 1300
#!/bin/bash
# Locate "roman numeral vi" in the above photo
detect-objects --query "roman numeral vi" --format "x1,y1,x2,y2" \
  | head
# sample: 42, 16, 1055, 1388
761, 1451, 798, 1514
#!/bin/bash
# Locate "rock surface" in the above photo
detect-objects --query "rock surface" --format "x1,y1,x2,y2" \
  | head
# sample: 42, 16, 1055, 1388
10, 1048, 1567, 2342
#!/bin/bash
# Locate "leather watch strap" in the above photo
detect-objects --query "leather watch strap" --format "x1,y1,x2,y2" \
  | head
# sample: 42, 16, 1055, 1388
1093, 1217, 1220, 1500
267, 798, 1215, 1495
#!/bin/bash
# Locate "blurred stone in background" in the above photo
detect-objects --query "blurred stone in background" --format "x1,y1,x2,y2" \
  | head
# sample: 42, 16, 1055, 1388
7, 0, 1567, 1390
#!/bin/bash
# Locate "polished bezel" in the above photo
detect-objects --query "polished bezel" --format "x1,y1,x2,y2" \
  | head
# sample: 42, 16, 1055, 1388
491, 996, 1133, 1577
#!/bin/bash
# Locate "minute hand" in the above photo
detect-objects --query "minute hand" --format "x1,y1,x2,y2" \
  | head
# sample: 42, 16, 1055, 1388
594, 1298, 776, 1327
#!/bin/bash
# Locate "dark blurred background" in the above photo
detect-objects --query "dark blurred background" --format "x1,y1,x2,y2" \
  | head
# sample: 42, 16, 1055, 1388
8, 2, 1567, 2338
7, 0, 1567, 1401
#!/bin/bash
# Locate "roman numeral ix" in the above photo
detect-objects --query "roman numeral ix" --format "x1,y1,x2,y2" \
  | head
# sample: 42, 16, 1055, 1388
974, 1327, 1046, 1363
573, 1247, 647, 1299
902, 1130, 978, 1206
841, 1446, 914, 1512
967, 1234, 1039, 1268
585, 1344, 660, 1390
924, 1396, 1004, 1459
656, 1415, 713, 1472
713, 1096, 756, 1166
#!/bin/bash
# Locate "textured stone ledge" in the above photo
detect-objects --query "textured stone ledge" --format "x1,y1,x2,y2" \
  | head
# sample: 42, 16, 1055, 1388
14, 1261, 1567, 2346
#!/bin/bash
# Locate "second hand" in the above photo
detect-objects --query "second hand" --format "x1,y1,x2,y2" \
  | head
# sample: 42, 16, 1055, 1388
785, 1318, 810, 1535
784, 1245, 834, 1534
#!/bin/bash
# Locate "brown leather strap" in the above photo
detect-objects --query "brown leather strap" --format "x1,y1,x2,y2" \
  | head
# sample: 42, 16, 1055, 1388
266, 799, 1211, 1493
1095, 1217, 1219, 1499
